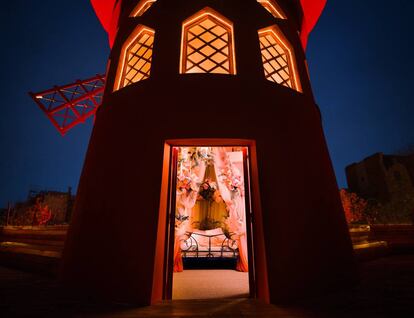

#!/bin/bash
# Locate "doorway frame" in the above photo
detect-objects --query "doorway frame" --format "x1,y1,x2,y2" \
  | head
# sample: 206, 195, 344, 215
151, 139, 269, 303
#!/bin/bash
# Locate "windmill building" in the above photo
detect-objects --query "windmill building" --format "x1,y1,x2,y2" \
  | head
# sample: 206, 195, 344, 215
31, 0, 357, 306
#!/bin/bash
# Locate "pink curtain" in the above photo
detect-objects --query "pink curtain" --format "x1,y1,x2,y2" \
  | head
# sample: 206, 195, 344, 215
213, 148, 249, 272
174, 148, 207, 272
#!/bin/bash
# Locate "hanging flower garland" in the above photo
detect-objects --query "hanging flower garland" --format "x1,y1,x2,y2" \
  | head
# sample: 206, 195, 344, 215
176, 147, 214, 195
216, 152, 244, 199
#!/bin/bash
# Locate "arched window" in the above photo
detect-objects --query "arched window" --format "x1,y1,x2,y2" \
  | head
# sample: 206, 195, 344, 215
257, 0, 287, 19
130, 0, 157, 17
113, 25, 155, 92
180, 7, 236, 74
258, 26, 301, 92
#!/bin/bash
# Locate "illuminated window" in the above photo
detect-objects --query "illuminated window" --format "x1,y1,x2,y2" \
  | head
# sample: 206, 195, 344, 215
258, 26, 301, 92
113, 26, 155, 92
180, 7, 236, 74
130, 0, 157, 17
257, 0, 287, 19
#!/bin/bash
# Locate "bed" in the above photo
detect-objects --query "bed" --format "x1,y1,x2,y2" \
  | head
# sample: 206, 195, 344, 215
180, 227, 239, 259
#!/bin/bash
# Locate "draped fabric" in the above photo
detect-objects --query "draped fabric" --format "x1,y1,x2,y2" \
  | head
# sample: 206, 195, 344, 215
213, 148, 249, 272
192, 196, 228, 226
191, 165, 228, 226
173, 148, 207, 272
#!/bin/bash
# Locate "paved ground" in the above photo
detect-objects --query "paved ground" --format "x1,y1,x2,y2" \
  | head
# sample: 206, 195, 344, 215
1, 255, 414, 317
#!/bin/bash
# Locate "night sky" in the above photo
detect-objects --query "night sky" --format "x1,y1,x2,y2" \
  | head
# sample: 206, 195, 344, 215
0, 1, 413, 207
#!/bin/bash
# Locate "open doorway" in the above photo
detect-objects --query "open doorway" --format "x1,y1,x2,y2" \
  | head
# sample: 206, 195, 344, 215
168, 146, 254, 300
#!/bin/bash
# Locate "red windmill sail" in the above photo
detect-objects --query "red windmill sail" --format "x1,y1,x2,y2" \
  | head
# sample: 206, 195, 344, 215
300, 0, 327, 49
29, 75, 106, 136
90, 0, 121, 48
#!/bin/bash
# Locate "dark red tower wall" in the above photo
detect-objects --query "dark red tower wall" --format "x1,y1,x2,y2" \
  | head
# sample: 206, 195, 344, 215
61, 0, 356, 305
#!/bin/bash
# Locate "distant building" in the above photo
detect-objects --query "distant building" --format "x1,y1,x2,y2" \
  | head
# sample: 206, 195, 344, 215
346, 153, 414, 202
7, 187, 75, 226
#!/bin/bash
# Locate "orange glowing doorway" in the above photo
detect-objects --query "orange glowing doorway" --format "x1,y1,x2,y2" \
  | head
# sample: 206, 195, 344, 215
164, 143, 256, 300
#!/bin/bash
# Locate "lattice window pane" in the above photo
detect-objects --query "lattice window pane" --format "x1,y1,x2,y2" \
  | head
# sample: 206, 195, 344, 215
257, 0, 287, 19
130, 0, 157, 17
181, 10, 236, 75
259, 32, 294, 89
122, 30, 154, 88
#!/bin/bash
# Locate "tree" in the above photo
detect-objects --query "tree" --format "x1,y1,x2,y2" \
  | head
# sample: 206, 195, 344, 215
339, 189, 367, 224
28, 197, 52, 226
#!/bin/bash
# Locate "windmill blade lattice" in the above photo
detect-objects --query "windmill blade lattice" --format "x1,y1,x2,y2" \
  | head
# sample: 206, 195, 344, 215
30, 74, 106, 135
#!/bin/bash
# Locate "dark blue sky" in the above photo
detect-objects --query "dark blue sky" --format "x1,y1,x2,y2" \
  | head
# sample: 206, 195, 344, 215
0, 1, 413, 207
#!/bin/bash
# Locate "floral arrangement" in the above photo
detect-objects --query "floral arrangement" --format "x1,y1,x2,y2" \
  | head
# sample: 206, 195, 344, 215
175, 214, 189, 227
176, 147, 215, 196
176, 173, 198, 194
198, 178, 217, 201
219, 168, 244, 198
178, 147, 214, 170
175, 214, 189, 222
